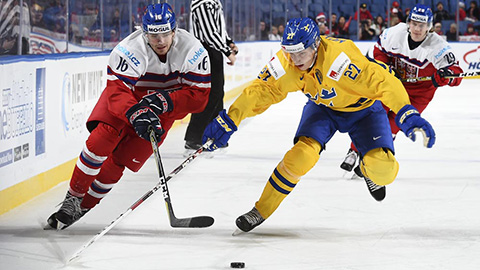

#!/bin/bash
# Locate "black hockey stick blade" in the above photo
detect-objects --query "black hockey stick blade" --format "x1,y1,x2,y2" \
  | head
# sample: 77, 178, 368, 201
170, 216, 215, 228
164, 199, 214, 228
150, 128, 215, 228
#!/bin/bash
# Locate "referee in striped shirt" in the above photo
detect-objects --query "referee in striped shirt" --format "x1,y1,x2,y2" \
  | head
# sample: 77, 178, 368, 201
184, 0, 238, 153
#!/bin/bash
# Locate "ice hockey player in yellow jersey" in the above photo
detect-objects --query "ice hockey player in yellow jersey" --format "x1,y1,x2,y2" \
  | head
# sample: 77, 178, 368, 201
202, 17, 436, 233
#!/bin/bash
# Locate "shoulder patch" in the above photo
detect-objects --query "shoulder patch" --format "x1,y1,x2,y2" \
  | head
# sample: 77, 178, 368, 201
267, 56, 286, 80
433, 44, 452, 60
188, 46, 207, 65
327, 52, 351, 81
115, 44, 141, 67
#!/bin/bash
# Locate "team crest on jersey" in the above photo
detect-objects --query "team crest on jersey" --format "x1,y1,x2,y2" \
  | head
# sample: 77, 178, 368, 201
327, 52, 351, 81
267, 56, 286, 80
314, 69, 323, 84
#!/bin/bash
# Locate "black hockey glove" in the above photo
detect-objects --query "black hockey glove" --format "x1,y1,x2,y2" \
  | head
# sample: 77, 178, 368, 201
126, 103, 164, 141
140, 90, 173, 116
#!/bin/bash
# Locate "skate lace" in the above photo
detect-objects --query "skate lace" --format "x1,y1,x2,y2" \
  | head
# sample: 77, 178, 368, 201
243, 208, 264, 226
59, 194, 84, 219
365, 178, 383, 192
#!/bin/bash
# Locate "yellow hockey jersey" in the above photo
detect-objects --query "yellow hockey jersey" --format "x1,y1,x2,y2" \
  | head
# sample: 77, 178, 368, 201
228, 36, 410, 126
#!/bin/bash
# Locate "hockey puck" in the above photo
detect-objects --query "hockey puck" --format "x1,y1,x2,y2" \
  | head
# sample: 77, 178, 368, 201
230, 262, 245, 268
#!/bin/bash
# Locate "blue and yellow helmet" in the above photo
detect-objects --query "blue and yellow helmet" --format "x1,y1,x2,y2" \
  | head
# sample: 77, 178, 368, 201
281, 17, 320, 53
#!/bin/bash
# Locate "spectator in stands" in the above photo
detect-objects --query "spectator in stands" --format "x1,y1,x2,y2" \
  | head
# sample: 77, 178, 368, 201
434, 2, 450, 23
457, 2, 467, 21
82, 26, 89, 40
316, 12, 327, 27
464, 23, 479, 35
372, 15, 386, 37
390, 16, 400, 26
389, 7, 401, 24
354, 3, 373, 23
242, 26, 255, 41
446, 23, 459, 41
108, 8, 121, 34
43, 0, 66, 33
467, 1, 480, 21
54, 17, 66, 34
389, 1, 404, 22
136, 2, 147, 24
404, 8, 411, 22
69, 23, 79, 43
30, 2, 46, 28
0, 19, 17, 54
268, 26, 281, 40
0, 35, 16, 55
259, 21, 269, 40
109, 29, 119, 43
85, 2, 101, 34
330, 13, 338, 33
69, 1, 85, 39
336, 16, 352, 38
278, 24, 285, 36
0, 0, 30, 56
318, 23, 330, 35
433, 22, 444, 35
359, 18, 375, 40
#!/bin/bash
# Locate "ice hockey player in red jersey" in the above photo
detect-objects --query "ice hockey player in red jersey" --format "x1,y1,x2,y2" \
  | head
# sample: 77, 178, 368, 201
46, 3, 211, 230
340, 4, 463, 173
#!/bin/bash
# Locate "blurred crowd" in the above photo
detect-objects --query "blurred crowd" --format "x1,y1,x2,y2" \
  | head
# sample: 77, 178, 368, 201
2, 0, 480, 57
1, 0, 145, 56
249, 1, 480, 42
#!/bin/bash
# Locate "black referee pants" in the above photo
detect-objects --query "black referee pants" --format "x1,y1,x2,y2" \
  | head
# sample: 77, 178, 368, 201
184, 44, 225, 145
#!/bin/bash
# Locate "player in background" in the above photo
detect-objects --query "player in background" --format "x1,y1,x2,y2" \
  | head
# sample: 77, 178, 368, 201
340, 4, 463, 173
202, 17, 436, 233
46, 3, 211, 230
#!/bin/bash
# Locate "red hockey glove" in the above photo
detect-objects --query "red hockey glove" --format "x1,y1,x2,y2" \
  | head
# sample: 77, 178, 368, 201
432, 66, 463, 87
446, 65, 463, 86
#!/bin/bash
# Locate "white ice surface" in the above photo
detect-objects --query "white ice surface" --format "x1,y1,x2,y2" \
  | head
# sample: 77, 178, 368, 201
1, 80, 479, 270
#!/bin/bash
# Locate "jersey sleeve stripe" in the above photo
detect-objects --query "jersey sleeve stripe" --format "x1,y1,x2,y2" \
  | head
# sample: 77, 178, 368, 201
107, 66, 138, 86
181, 72, 211, 83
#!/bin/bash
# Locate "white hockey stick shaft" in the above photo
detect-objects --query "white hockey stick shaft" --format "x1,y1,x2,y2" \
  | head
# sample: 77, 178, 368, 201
67, 139, 212, 264
401, 71, 480, 82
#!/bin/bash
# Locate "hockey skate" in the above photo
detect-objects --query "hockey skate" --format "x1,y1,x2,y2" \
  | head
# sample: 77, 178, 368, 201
46, 192, 90, 230
235, 207, 265, 233
354, 165, 386, 202
183, 141, 202, 158
340, 149, 358, 172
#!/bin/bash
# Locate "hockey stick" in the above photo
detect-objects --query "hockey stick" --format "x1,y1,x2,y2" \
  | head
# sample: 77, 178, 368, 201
401, 71, 480, 83
148, 128, 214, 228
67, 135, 214, 263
